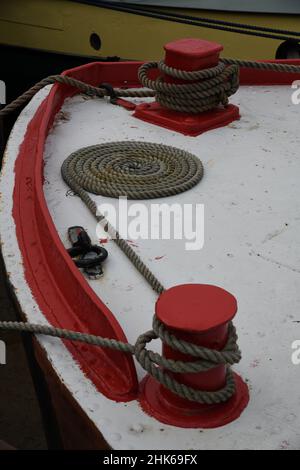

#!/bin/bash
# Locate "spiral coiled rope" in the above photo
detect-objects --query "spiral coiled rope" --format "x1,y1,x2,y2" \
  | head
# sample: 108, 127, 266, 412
2, 57, 300, 403
61, 141, 204, 200
61, 141, 204, 294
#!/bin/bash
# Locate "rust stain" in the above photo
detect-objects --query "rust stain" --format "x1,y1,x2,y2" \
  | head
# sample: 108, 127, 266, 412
154, 255, 165, 261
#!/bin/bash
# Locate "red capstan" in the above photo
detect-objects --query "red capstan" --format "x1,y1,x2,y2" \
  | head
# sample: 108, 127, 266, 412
134, 38, 240, 136
139, 284, 249, 428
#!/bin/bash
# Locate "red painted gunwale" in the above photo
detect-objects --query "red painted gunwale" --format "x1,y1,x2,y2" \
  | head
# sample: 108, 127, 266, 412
11, 59, 300, 403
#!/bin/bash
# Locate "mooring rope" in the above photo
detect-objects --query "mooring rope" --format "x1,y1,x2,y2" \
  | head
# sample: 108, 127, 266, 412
0, 318, 240, 404
138, 61, 240, 114
138, 58, 300, 114
1, 57, 300, 403
1, 58, 300, 119
0, 74, 155, 117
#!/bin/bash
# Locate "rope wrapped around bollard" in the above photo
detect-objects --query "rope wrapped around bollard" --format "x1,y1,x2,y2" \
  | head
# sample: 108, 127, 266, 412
0, 317, 241, 404
138, 60, 240, 114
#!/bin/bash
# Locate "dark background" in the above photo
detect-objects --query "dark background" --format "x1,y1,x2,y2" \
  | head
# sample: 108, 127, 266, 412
0, 258, 47, 449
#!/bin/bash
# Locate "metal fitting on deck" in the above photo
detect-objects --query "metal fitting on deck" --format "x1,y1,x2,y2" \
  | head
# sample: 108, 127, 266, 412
134, 38, 240, 136
139, 284, 249, 428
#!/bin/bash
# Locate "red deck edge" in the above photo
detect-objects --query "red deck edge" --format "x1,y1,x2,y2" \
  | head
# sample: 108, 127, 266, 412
11, 59, 300, 403
12, 61, 144, 402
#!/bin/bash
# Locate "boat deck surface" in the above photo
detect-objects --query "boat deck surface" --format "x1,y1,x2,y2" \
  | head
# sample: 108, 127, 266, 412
1, 84, 300, 449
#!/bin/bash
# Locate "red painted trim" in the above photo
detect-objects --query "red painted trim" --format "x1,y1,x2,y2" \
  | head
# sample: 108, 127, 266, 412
134, 103, 240, 136
12, 61, 143, 402
11, 58, 300, 405
139, 372, 249, 429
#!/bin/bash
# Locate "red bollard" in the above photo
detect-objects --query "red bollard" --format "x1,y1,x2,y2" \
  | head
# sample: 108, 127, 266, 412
134, 38, 240, 136
139, 284, 249, 428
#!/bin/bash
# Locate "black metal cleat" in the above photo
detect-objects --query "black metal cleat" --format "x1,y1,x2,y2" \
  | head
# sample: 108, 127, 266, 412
66, 226, 108, 279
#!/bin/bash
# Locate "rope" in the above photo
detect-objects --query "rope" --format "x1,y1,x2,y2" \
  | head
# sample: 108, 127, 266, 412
0, 318, 240, 404
0, 75, 154, 117
61, 141, 203, 294
220, 58, 300, 73
138, 58, 300, 114
139, 61, 239, 114
1, 59, 300, 119
61, 141, 204, 199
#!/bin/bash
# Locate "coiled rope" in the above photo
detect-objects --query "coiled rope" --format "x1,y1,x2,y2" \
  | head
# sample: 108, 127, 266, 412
2, 56, 300, 403
61, 141, 204, 294
61, 141, 204, 199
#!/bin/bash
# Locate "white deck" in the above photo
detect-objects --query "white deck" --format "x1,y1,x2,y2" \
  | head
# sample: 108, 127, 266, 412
1, 84, 300, 449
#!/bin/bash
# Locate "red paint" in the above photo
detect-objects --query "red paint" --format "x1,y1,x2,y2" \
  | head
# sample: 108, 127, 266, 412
134, 38, 240, 136
13, 61, 144, 402
127, 240, 139, 248
116, 97, 136, 111
164, 38, 223, 73
139, 284, 249, 428
134, 102, 240, 136
140, 372, 249, 429
157, 284, 237, 331
11, 53, 300, 410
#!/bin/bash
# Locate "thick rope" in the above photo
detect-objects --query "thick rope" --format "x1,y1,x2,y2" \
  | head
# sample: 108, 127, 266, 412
0, 75, 154, 117
138, 58, 300, 114
221, 58, 300, 73
61, 141, 204, 200
61, 141, 203, 294
0, 318, 240, 404
138, 61, 240, 114
1, 59, 300, 118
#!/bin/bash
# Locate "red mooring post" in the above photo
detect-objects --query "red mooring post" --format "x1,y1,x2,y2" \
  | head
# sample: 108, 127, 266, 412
139, 284, 249, 428
134, 38, 240, 136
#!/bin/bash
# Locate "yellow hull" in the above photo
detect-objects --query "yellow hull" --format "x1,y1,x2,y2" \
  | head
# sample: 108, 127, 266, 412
0, 0, 300, 60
